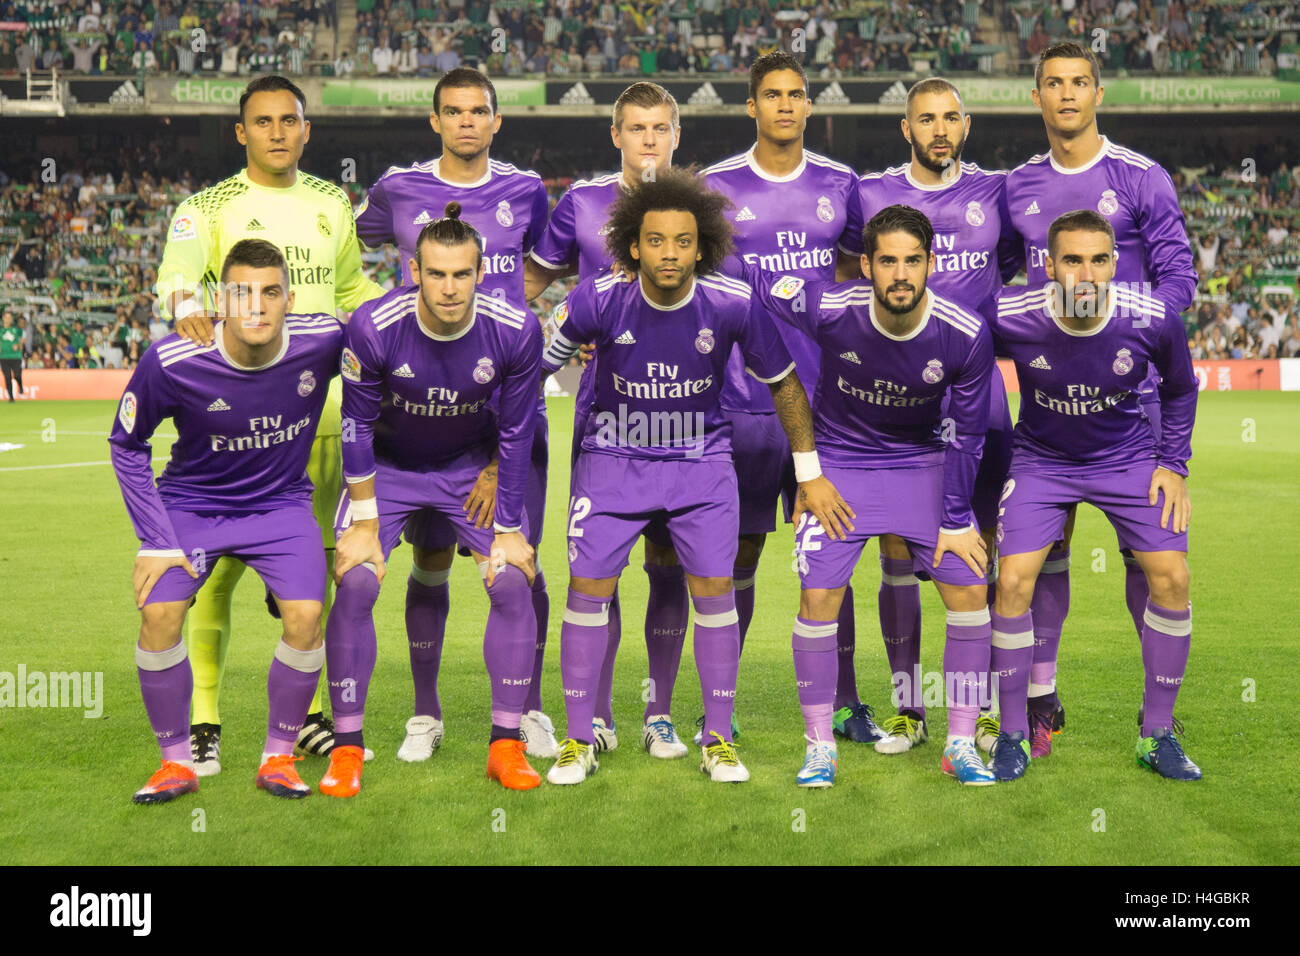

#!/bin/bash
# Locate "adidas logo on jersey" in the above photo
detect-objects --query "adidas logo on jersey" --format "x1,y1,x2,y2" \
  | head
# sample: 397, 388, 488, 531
839, 351, 862, 365
615, 331, 636, 344
246, 218, 265, 230
734, 206, 756, 222
393, 363, 415, 378
1029, 354, 1052, 370
1025, 201, 1041, 215
207, 398, 232, 412
413, 210, 433, 225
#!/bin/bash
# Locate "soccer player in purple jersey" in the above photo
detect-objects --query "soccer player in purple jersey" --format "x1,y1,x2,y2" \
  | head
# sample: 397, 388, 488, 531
353, 68, 559, 761
858, 78, 1023, 755
748, 206, 998, 787
109, 240, 343, 804
986, 211, 1200, 782
321, 205, 543, 797
539, 169, 848, 785
701, 51, 871, 746
524, 82, 692, 760
1003, 42, 1199, 755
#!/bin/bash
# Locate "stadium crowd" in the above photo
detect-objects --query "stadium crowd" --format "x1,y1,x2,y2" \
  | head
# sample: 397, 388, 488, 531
4, 0, 1292, 79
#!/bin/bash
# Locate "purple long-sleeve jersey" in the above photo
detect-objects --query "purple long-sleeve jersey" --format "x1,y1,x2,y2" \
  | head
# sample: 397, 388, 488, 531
703, 146, 865, 413
542, 270, 795, 462
1005, 137, 1197, 314
859, 162, 1022, 318
529, 171, 622, 278
355, 157, 550, 309
748, 267, 993, 532
340, 286, 542, 533
109, 314, 343, 554
991, 283, 1197, 474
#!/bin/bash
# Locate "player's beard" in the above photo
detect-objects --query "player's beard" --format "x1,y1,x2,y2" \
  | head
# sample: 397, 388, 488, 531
914, 132, 965, 175
419, 288, 473, 328
444, 137, 489, 165
876, 282, 925, 315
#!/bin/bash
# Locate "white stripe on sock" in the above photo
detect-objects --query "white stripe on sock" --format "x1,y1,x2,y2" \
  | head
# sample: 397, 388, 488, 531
1041, 557, 1071, 574
563, 606, 610, 627
732, 576, 756, 590
881, 572, 919, 587
275, 640, 325, 673
410, 565, 450, 587
1144, 607, 1192, 637
136, 640, 188, 671
695, 609, 739, 628
946, 608, 991, 627
991, 628, 1035, 649
1027, 680, 1056, 697
793, 619, 838, 639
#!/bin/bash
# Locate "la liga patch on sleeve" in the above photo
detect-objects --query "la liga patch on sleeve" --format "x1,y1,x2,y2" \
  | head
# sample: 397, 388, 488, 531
119, 391, 138, 433
341, 348, 362, 383
551, 300, 569, 327
771, 276, 804, 300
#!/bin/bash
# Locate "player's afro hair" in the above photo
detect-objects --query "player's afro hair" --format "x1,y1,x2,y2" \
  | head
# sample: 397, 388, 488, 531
862, 204, 935, 260
603, 166, 734, 276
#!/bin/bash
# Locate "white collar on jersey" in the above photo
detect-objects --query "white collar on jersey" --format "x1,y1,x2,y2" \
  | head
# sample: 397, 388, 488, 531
416, 294, 479, 341
744, 144, 808, 183
904, 161, 964, 192
868, 289, 932, 341
215, 319, 291, 371
1048, 284, 1116, 336
1048, 135, 1111, 176
639, 274, 697, 311
429, 155, 493, 189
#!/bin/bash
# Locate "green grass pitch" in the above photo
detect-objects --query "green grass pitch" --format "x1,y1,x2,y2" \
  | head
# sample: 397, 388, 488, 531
0, 393, 1296, 865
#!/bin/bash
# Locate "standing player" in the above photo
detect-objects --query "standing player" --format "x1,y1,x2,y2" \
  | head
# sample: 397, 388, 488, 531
523, 82, 691, 759
986, 211, 1200, 781
321, 205, 543, 797
857, 78, 1021, 754
539, 168, 847, 785
749, 206, 997, 787
354, 67, 556, 761
156, 75, 384, 775
1003, 43, 1198, 754
1, 310, 24, 401
702, 51, 870, 743
110, 240, 342, 803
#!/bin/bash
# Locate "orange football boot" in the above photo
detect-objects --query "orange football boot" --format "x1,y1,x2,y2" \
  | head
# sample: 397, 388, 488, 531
257, 754, 311, 798
486, 738, 541, 791
319, 744, 364, 798
133, 760, 199, 804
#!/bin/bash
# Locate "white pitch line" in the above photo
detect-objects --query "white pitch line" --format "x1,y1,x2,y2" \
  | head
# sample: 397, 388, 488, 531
0, 457, 168, 473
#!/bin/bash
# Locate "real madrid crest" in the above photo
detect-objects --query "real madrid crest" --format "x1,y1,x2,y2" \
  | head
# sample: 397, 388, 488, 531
317, 213, 332, 237
474, 356, 496, 384
965, 201, 985, 227
1097, 189, 1119, 217
922, 358, 944, 384
1113, 348, 1134, 375
695, 328, 715, 354
816, 195, 835, 224
298, 370, 317, 396
496, 200, 514, 227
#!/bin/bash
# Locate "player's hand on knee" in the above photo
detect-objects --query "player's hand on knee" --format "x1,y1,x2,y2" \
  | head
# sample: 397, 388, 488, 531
132, 552, 198, 609
934, 528, 987, 578
463, 459, 499, 529
1149, 467, 1190, 533
173, 311, 218, 347
334, 522, 385, 586
488, 531, 535, 587
797, 476, 855, 541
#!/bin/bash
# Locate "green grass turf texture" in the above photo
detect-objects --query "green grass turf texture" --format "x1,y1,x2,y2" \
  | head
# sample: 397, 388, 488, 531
0, 394, 1296, 866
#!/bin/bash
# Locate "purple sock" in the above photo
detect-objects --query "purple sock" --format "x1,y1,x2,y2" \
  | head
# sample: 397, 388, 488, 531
643, 563, 688, 719
1140, 601, 1192, 736
991, 610, 1034, 738
325, 565, 380, 750
832, 586, 859, 710
525, 570, 549, 713
879, 555, 924, 718
265, 641, 325, 755
594, 587, 621, 724
482, 565, 537, 737
1124, 554, 1149, 642
136, 641, 193, 762
1029, 547, 1069, 703
693, 591, 740, 744
560, 589, 612, 745
733, 564, 757, 656
943, 609, 992, 740
793, 616, 838, 742
405, 568, 449, 720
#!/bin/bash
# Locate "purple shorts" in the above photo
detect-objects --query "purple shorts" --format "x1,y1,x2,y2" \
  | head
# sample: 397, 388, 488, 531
794, 464, 986, 589
996, 460, 1188, 556
972, 374, 1014, 532
567, 452, 738, 578
727, 409, 795, 535
147, 504, 326, 606
336, 451, 529, 561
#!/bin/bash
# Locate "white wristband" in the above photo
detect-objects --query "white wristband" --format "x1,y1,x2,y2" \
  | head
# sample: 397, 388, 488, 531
173, 298, 203, 321
351, 497, 379, 521
793, 450, 822, 483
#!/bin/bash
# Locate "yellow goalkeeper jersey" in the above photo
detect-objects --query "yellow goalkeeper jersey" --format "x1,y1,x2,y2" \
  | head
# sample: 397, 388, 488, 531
156, 168, 383, 317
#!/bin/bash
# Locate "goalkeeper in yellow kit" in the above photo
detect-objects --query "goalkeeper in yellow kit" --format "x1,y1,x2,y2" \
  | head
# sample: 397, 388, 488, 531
155, 75, 383, 774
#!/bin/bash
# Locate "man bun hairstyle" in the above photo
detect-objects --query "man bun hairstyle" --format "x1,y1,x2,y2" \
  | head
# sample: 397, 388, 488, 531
415, 200, 485, 268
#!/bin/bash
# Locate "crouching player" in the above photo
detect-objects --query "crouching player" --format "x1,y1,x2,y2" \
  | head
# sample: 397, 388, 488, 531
321, 203, 543, 797
750, 205, 997, 786
539, 168, 846, 785
987, 210, 1199, 781
109, 239, 343, 803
